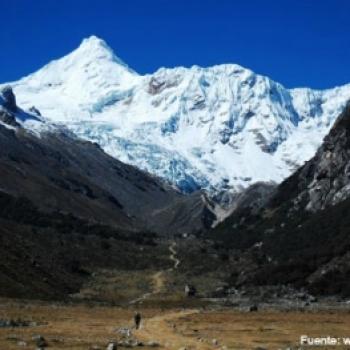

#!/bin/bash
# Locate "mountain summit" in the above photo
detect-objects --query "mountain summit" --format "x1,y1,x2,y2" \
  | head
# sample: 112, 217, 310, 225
11, 36, 139, 120
75, 35, 137, 74
5, 36, 350, 196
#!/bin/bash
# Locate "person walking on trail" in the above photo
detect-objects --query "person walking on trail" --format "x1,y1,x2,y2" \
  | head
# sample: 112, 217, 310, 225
134, 311, 142, 329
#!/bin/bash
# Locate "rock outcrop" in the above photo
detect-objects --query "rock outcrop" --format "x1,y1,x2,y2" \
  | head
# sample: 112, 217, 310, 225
0, 109, 20, 127
0, 86, 20, 127
0, 86, 17, 112
301, 102, 350, 211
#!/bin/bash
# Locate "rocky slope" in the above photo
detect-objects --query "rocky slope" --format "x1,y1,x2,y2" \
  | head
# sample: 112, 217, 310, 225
292, 102, 350, 212
5, 36, 350, 196
211, 103, 350, 297
0, 86, 213, 235
0, 189, 173, 299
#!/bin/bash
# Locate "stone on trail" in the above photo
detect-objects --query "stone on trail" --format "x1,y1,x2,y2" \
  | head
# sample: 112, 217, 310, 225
32, 335, 47, 348
146, 340, 160, 347
184, 284, 197, 297
106, 342, 117, 350
248, 304, 258, 312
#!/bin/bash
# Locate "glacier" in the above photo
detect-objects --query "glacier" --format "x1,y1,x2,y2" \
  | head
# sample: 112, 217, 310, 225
3, 35, 350, 196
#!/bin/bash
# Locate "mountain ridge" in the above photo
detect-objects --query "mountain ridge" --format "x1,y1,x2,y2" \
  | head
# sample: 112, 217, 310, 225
3, 36, 350, 196
211, 103, 350, 296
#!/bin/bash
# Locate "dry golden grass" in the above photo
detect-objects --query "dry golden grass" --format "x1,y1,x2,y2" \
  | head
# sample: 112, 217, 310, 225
1, 299, 350, 350
70, 269, 153, 304
0, 300, 158, 349
69, 267, 217, 309
173, 309, 350, 350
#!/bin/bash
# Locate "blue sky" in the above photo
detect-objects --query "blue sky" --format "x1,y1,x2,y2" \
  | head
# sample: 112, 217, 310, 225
1, 0, 349, 88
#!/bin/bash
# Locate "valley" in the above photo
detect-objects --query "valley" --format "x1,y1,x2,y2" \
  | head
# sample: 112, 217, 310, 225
2, 232, 349, 350
0, 27, 350, 350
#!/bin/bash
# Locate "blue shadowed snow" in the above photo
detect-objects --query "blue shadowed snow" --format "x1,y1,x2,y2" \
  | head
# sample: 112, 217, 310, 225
70, 122, 211, 193
161, 114, 180, 135
90, 89, 134, 113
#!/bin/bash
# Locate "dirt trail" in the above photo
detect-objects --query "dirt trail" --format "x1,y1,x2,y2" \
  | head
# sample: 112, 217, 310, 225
136, 309, 214, 350
152, 271, 165, 294
168, 241, 180, 270
129, 271, 166, 305
132, 242, 216, 348
130, 241, 178, 305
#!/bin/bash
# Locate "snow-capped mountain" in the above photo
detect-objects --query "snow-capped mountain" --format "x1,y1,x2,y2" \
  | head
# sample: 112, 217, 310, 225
5, 35, 350, 195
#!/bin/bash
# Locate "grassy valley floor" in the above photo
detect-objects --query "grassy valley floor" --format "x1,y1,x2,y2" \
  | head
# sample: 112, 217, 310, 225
1, 299, 350, 349
1, 240, 350, 349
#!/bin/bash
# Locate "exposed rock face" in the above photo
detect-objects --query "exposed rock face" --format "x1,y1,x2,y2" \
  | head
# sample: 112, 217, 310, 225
0, 86, 17, 112
293, 102, 350, 212
211, 182, 276, 226
229, 182, 276, 215
0, 110, 20, 127
29, 106, 42, 116
0, 86, 20, 127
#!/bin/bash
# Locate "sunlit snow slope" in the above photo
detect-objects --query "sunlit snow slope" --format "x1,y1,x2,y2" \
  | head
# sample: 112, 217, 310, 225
5, 36, 350, 195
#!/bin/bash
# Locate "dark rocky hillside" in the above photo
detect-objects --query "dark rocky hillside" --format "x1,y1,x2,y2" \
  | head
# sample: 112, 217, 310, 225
0, 87, 214, 235
0, 190, 172, 299
211, 102, 350, 297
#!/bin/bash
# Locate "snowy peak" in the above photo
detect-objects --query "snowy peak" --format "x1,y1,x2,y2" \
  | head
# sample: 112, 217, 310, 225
3, 36, 350, 196
74, 35, 136, 73
142, 62, 301, 162
12, 36, 140, 121
19, 35, 137, 86
79, 35, 118, 57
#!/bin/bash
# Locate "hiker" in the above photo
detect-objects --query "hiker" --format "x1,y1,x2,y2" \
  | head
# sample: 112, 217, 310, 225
134, 311, 141, 329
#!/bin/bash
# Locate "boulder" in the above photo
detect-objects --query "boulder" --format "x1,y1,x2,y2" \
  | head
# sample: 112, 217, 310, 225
185, 284, 196, 297
106, 342, 117, 350
32, 335, 47, 348
248, 304, 258, 312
